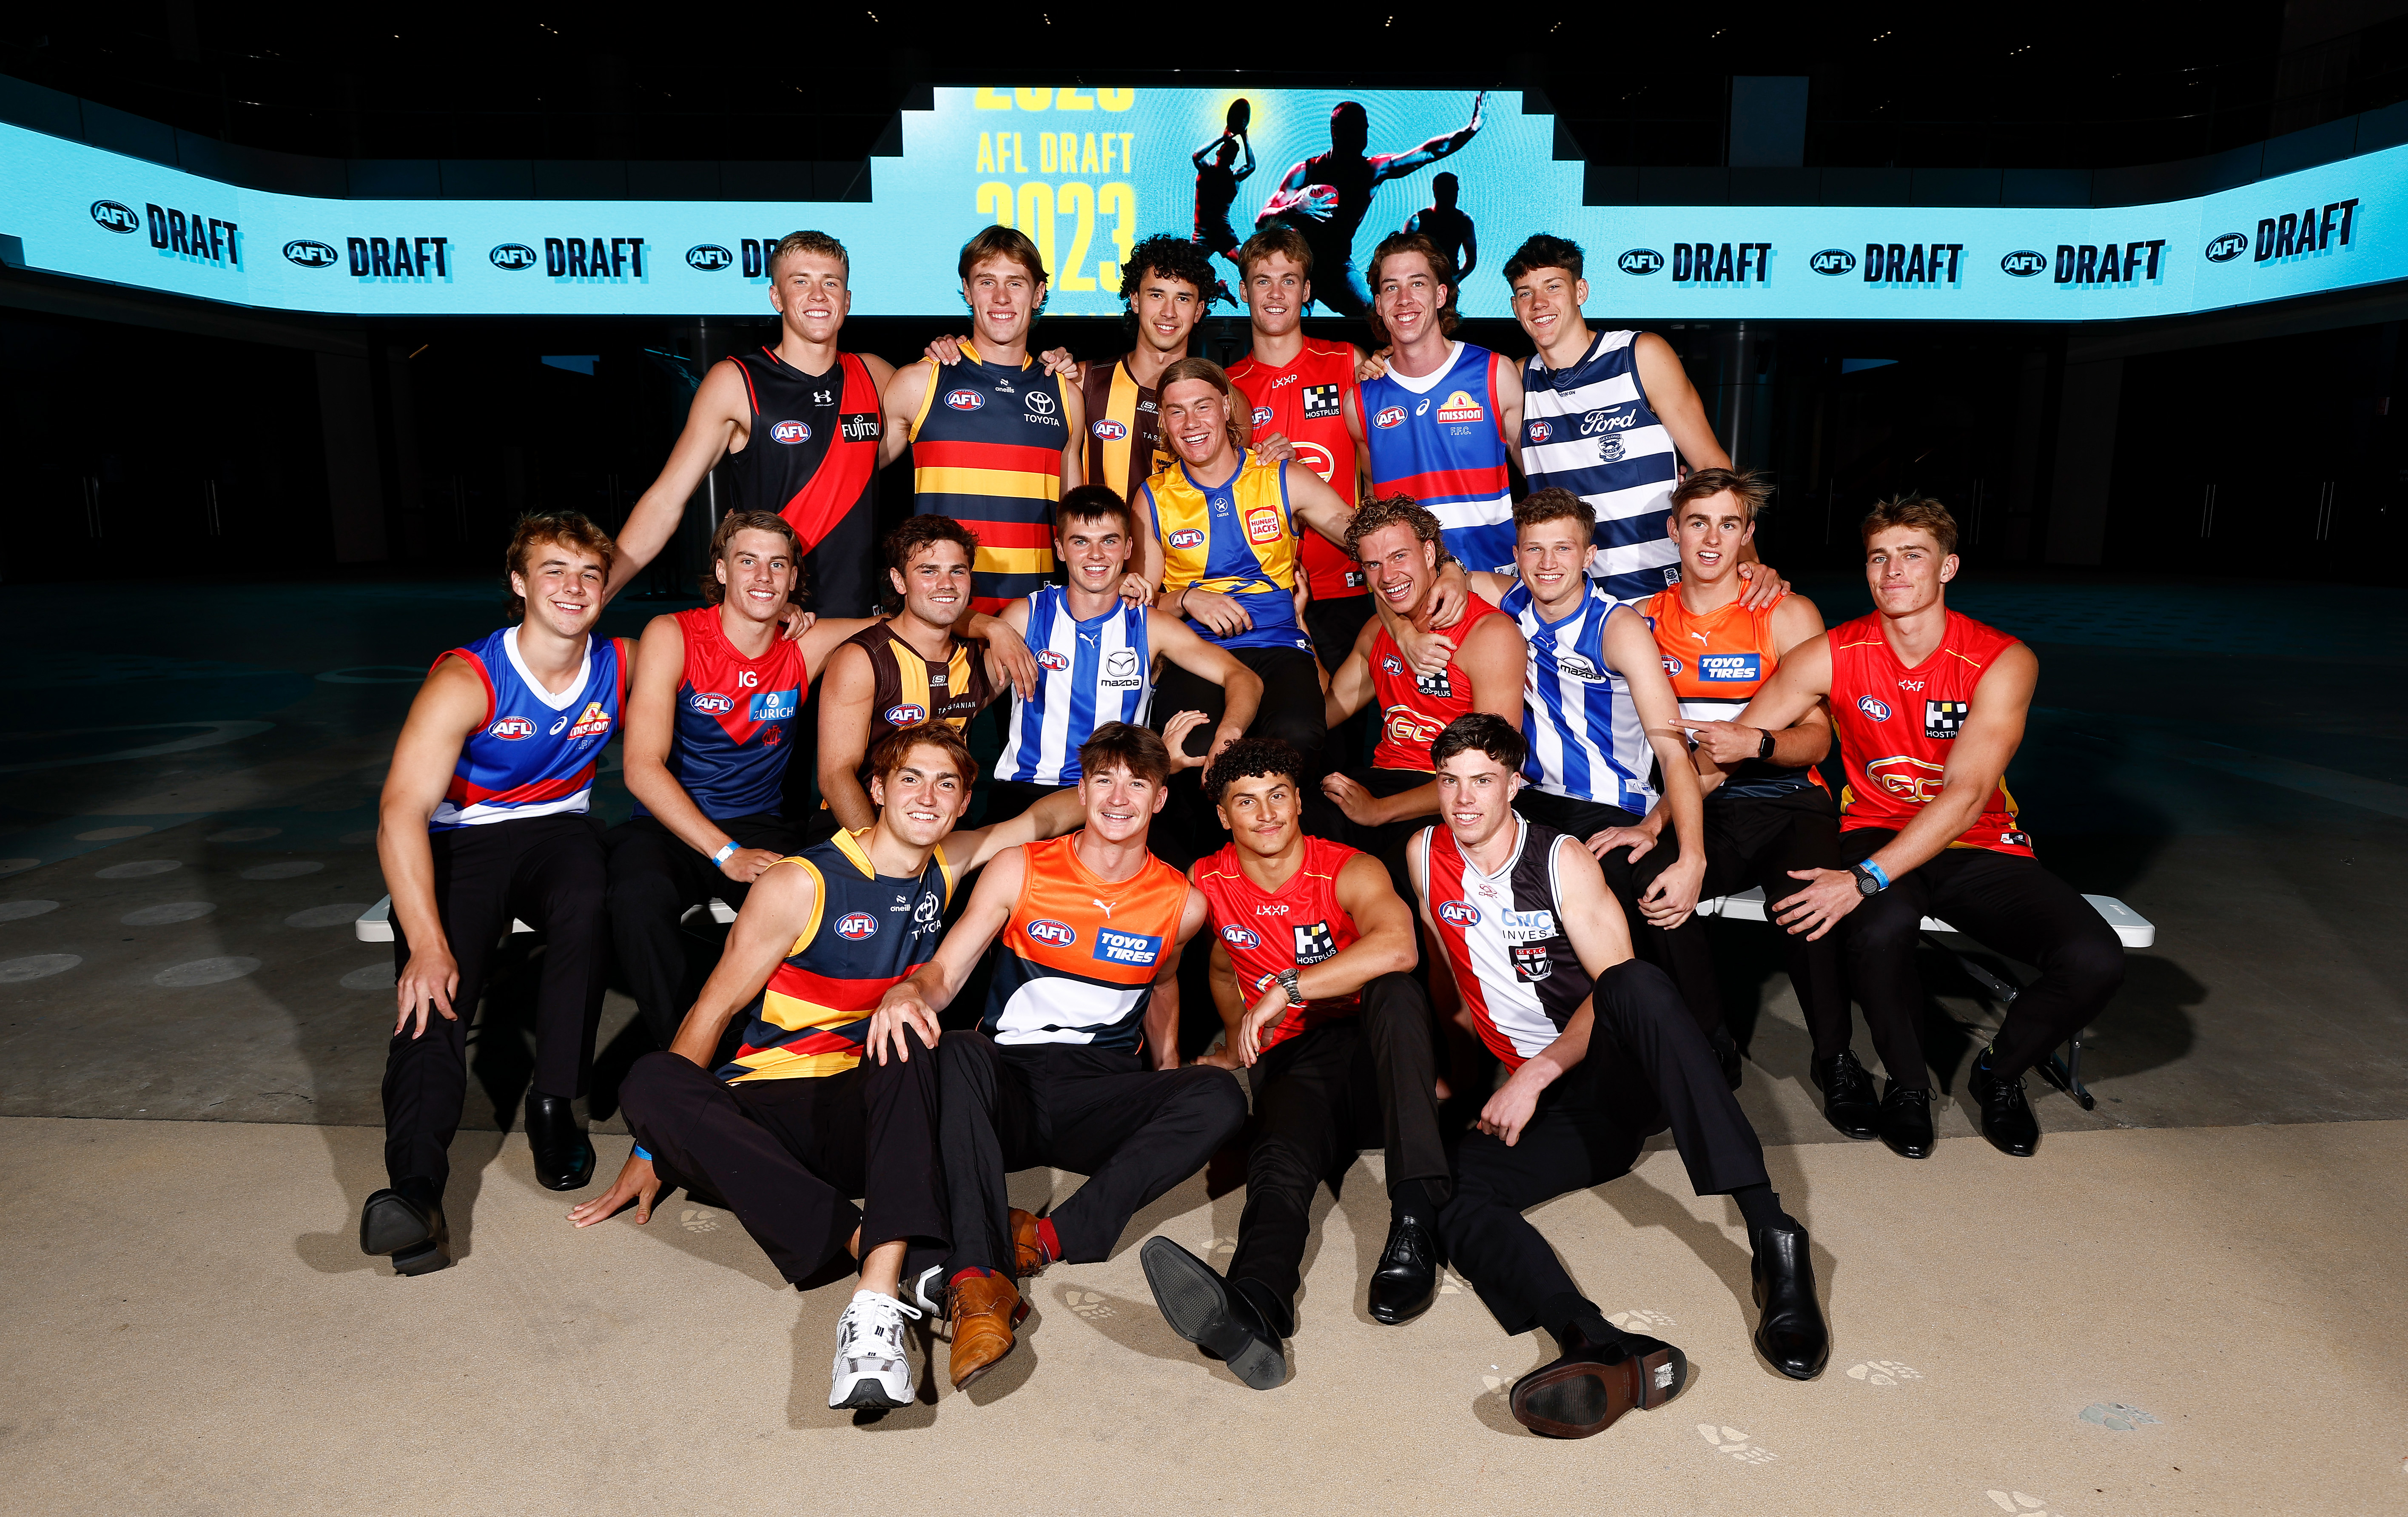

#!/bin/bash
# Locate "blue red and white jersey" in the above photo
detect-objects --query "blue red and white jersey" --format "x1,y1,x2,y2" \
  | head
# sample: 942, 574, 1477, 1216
635, 606, 806, 823
432, 626, 628, 831
1499, 581, 1657, 814
1361, 341, 1516, 574
1520, 330, 1684, 602
999, 585, 1153, 787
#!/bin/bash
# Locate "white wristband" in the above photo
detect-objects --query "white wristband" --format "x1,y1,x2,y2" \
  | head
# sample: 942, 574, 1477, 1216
711, 841, 738, 866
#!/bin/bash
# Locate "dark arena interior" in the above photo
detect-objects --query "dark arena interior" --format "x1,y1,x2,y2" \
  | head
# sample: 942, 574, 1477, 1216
1, 8, 2404, 1513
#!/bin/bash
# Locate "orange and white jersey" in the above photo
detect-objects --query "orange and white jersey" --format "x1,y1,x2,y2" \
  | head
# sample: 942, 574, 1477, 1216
979, 833, 1192, 1052
1640, 588, 1825, 801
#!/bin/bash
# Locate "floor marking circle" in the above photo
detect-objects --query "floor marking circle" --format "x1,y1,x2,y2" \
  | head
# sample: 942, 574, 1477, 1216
155, 956, 260, 987
340, 964, 396, 990
285, 903, 370, 929
122, 902, 216, 925
0, 859, 40, 876
97, 860, 182, 879
0, 899, 60, 922
241, 861, 324, 880
0, 721, 273, 775
0, 953, 83, 982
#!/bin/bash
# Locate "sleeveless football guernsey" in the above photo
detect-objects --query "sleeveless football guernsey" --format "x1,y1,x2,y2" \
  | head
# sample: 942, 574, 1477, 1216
1228, 341, 1366, 603
1366, 594, 1503, 773
1360, 340, 1515, 574
1078, 356, 1173, 506
1415, 816, 1590, 1070
841, 620, 995, 787
1194, 836, 1366, 1050
909, 344, 1069, 612
1499, 581, 1656, 814
431, 626, 626, 831
1520, 330, 1683, 602
998, 585, 1154, 787
1639, 589, 1824, 802
636, 605, 807, 823
1141, 453, 1311, 654
981, 834, 1191, 1052
725, 347, 883, 617
1827, 610, 2033, 857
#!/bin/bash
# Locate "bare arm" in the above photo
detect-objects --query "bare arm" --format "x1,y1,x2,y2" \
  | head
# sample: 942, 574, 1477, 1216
1232, 854, 1419, 1065
1323, 614, 1382, 726
1476, 837, 1633, 1144
622, 615, 777, 882
1202, 939, 1246, 1070
1492, 350, 1523, 473
606, 360, 748, 601
376, 657, 492, 1038
1236, 134, 1256, 181
872, 845, 1024, 1032
1369, 91, 1485, 183
814, 642, 880, 831
1731, 633, 1835, 735
945, 783, 1091, 872
1605, 607, 1706, 926
879, 358, 934, 467
1283, 460, 1357, 548
1326, 613, 1525, 831
1143, 888, 1212, 1069
1683, 592, 1832, 774
1059, 382, 1087, 490
1150, 611, 1263, 760
1133, 481, 1166, 600
666, 860, 817, 1066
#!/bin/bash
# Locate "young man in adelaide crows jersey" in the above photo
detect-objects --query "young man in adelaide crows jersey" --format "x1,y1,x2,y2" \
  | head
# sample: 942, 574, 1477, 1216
572, 721, 1088, 1411
1723, 498, 2126, 1160
610, 232, 892, 618
362, 514, 633, 1276
1133, 739, 1450, 1392
1409, 714, 1828, 1439
871, 724, 1245, 1392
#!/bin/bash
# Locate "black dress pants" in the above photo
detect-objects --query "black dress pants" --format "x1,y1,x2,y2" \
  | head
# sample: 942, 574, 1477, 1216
382, 812, 609, 1197
1331, 766, 1439, 905
1304, 592, 1375, 768
619, 1039, 946, 1287
604, 812, 808, 1047
1512, 788, 1697, 998
1227, 973, 1451, 1314
1836, 829, 2125, 1084
1438, 960, 1770, 1337
937, 1034, 1248, 1275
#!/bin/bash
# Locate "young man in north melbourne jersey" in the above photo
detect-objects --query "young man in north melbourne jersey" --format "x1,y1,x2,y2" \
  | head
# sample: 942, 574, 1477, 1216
870, 724, 1244, 1392
572, 721, 1088, 1412
1409, 714, 1829, 1440
1725, 496, 2125, 1160
1134, 739, 1449, 1391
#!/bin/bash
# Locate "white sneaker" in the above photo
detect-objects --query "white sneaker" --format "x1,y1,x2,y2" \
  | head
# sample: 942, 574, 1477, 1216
829, 1289, 922, 1410
908, 1265, 948, 1319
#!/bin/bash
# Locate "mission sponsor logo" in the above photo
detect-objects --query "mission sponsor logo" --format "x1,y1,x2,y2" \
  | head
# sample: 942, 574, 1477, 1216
2204, 231, 2251, 263
283, 239, 340, 268
1025, 918, 1078, 948
488, 717, 536, 740
1092, 418, 1128, 441
689, 692, 735, 714
686, 244, 733, 271
1219, 924, 1261, 949
770, 420, 811, 444
566, 701, 614, 740
1372, 404, 1406, 430
882, 703, 928, 725
1093, 928, 1163, 966
1617, 248, 1665, 275
2000, 249, 2049, 277
1435, 390, 1485, 424
1856, 694, 1893, 722
490, 243, 539, 270
944, 388, 985, 411
834, 912, 879, 941
1671, 242, 1771, 285
1810, 247, 1857, 276
90, 200, 141, 234
1437, 900, 1481, 926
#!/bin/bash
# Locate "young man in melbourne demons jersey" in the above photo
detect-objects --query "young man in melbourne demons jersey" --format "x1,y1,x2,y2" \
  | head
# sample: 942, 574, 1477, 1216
871, 724, 1245, 1391
362, 514, 632, 1275
1725, 497, 2126, 1160
1133, 739, 1449, 1391
611, 232, 891, 617
988, 485, 1262, 825
1409, 715, 1829, 1439
572, 722, 1088, 1412
1627, 471, 1873, 1140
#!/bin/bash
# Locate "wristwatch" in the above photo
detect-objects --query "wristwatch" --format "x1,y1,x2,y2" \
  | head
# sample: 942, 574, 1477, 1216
1849, 862, 1887, 896
1275, 968, 1305, 1008
1756, 726, 1776, 761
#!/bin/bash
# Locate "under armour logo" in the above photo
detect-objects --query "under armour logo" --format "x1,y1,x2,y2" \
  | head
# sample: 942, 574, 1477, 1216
813, 390, 833, 406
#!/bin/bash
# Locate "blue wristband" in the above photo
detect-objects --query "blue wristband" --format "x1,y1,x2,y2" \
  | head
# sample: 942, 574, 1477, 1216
711, 841, 738, 866
1861, 859, 1891, 891
631, 1144, 652, 1163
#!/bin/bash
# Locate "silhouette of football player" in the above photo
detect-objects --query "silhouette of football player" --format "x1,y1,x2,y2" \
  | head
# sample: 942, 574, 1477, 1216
1193, 129, 1257, 277
1405, 172, 1477, 286
1258, 92, 1486, 317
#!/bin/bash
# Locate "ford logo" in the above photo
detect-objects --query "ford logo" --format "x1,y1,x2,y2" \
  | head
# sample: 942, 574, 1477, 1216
1616, 248, 1665, 276
2000, 249, 2048, 277
2204, 231, 2250, 263
283, 239, 339, 268
490, 243, 538, 270
90, 200, 141, 234
1810, 247, 1857, 276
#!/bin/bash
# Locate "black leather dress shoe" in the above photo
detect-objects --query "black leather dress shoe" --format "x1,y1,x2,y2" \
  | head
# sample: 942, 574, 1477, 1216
1367, 1211, 1440, 1325
1140, 1237, 1287, 1390
526, 1092, 596, 1192
1812, 1051, 1881, 1140
359, 1181, 450, 1275
1509, 1328, 1687, 1439
1710, 1027, 1745, 1091
1749, 1224, 1829, 1380
1969, 1059, 2041, 1156
1877, 1082, 1936, 1159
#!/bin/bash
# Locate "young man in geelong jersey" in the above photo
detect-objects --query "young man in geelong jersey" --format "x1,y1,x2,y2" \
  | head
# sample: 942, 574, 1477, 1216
987, 485, 1264, 826
1410, 714, 1828, 1439
870, 723, 1246, 1391
571, 721, 1090, 1411
1722, 498, 2126, 1159
609, 232, 892, 618
1620, 471, 1871, 1138
362, 513, 632, 1275
1133, 739, 1450, 1391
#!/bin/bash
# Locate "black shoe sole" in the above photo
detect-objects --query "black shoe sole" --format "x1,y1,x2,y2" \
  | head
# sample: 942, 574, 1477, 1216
1511, 1341, 1687, 1439
390, 1239, 451, 1276
830, 1377, 911, 1411
360, 1189, 436, 1257
1141, 1238, 1286, 1391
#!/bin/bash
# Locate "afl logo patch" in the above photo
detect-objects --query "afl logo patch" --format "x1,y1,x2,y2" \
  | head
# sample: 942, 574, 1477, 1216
90, 200, 142, 234
943, 389, 985, 411
1092, 418, 1128, 441
1219, 925, 1260, 949
1372, 405, 1406, 430
1528, 420, 1552, 444
488, 717, 536, 740
686, 244, 733, 271
1661, 655, 1684, 675
1857, 695, 1893, 721
490, 243, 538, 270
1038, 650, 1071, 671
1025, 918, 1077, 948
883, 703, 928, 726
1252, 406, 1275, 427
770, 420, 811, 444
1437, 900, 1481, 926
834, 912, 878, 941
688, 693, 735, 714
283, 239, 340, 268
1168, 528, 1205, 549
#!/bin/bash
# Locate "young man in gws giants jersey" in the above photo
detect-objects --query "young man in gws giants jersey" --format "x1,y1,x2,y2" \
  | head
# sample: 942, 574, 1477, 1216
362, 514, 633, 1275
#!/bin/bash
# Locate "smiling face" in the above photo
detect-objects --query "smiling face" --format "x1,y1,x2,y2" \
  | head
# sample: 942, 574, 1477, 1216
1513, 513, 1597, 616
963, 253, 1044, 347
1373, 250, 1450, 352
1244, 252, 1310, 340
890, 540, 975, 630
1864, 525, 1955, 618
510, 540, 609, 640
1213, 770, 1301, 860
1160, 377, 1238, 470
1671, 491, 1754, 588
1055, 513, 1132, 595
1507, 264, 1587, 353
1435, 747, 1521, 852
768, 250, 850, 344
1078, 760, 1167, 845
1131, 272, 1203, 359
714, 528, 798, 625
869, 742, 973, 848
1356, 520, 1438, 620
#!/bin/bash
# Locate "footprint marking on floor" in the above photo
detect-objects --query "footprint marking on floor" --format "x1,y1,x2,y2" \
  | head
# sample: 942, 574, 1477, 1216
1199, 1235, 1236, 1256
1062, 1290, 1115, 1320
679, 1208, 720, 1233
1986, 1492, 2059, 1515
1438, 1269, 1473, 1296
1698, 1424, 1778, 1463
1610, 1309, 1676, 1332
2078, 1401, 2158, 1430
1846, 1358, 1924, 1386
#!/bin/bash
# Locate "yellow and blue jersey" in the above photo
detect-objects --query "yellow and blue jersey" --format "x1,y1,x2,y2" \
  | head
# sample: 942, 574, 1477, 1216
1141, 452, 1311, 654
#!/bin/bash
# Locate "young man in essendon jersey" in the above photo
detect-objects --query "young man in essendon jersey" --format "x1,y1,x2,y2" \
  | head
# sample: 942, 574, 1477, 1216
570, 722, 1088, 1412
814, 516, 1037, 837
1723, 497, 2126, 1160
881, 227, 1086, 614
1133, 739, 1449, 1391
362, 513, 634, 1275
988, 485, 1263, 826
1409, 714, 1829, 1439
870, 724, 1246, 1391
610, 231, 891, 617
1622, 471, 1869, 1136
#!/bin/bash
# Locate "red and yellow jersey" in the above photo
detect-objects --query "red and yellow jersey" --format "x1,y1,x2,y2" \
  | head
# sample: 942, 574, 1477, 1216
1194, 836, 1366, 1051
1827, 609, 2033, 857
979, 833, 1191, 1053
1368, 594, 1502, 773
1228, 340, 1365, 601
1640, 588, 1825, 800
908, 344, 1070, 613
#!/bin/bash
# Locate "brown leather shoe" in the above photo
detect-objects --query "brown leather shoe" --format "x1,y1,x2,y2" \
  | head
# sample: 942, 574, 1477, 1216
947, 1272, 1028, 1389
1009, 1208, 1051, 1278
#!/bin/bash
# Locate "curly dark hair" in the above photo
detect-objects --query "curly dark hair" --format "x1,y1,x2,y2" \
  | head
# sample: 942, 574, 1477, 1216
1203, 737, 1307, 805
1119, 233, 1225, 335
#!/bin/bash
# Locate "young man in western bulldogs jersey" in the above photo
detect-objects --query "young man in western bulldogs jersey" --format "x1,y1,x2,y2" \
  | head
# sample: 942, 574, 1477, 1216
573, 721, 1088, 1412
988, 485, 1264, 825
363, 513, 635, 1276
1408, 714, 1828, 1440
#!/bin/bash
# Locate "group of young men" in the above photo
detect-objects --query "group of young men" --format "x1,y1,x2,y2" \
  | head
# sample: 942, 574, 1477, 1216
358, 216, 2126, 1440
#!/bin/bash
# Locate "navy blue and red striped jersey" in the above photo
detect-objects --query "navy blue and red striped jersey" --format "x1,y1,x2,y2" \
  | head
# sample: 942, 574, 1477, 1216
431, 626, 627, 831
635, 606, 806, 823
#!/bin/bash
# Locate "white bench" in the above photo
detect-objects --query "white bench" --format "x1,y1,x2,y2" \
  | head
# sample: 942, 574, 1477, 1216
353, 895, 737, 943
1693, 887, 2154, 1110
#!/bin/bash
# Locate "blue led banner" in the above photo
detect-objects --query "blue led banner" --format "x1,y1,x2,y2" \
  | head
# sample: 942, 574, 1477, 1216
2, 86, 2399, 321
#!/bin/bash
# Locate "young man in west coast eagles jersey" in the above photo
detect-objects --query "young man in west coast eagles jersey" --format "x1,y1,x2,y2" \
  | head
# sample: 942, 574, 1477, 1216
363, 513, 634, 1275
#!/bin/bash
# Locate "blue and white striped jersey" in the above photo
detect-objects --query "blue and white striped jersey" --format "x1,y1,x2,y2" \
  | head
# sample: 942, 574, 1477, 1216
997, 585, 1154, 786
1499, 579, 1658, 814
1520, 329, 1686, 603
